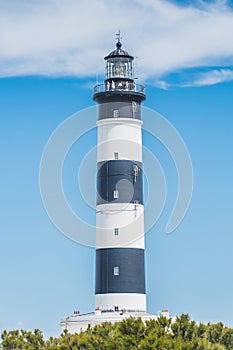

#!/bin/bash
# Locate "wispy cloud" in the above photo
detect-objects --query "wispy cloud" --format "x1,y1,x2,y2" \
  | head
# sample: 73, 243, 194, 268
0, 0, 233, 87
183, 69, 233, 87
152, 68, 233, 89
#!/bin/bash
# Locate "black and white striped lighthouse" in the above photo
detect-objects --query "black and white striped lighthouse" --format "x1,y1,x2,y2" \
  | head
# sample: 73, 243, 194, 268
60, 38, 172, 332
93, 36, 146, 313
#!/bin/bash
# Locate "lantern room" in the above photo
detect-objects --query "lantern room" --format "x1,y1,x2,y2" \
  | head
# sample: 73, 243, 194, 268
105, 41, 134, 81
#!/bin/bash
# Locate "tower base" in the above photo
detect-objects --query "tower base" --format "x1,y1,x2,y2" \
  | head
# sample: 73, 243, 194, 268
60, 310, 173, 334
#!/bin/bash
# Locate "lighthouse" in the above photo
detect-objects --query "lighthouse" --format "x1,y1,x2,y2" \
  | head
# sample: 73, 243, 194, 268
60, 36, 164, 333
94, 36, 146, 313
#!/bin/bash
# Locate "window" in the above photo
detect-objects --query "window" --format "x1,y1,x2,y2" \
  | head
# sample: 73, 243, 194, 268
114, 152, 119, 160
106, 57, 133, 80
113, 266, 119, 276
113, 190, 119, 199
114, 228, 119, 236
114, 306, 119, 312
113, 109, 119, 118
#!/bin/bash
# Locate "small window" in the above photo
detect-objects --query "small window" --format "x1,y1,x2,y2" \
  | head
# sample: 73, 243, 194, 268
114, 266, 119, 276
114, 152, 119, 160
114, 228, 119, 236
114, 306, 119, 312
113, 110, 119, 118
113, 190, 119, 199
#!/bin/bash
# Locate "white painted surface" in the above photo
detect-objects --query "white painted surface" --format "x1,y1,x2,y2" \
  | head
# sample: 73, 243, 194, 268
97, 118, 142, 162
97, 118, 143, 127
60, 311, 160, 334
95, 293, 146, 312
96, 203, 144, 248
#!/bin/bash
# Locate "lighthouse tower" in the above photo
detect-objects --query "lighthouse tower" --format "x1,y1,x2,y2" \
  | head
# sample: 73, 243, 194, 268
94, 36, 146, 313
60, 37, 163, 333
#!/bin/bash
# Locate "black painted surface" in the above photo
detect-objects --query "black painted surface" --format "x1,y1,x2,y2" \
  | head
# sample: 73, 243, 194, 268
95, 248, 145, 294
97, 160, 143, 205
98, 101, 141, 120
93, 91, 145, 104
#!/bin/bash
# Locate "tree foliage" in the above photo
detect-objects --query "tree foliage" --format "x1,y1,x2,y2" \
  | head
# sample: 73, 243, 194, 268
1, 315, 233, 349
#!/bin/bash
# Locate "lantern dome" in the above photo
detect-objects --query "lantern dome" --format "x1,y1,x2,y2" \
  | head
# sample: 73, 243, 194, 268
104, 41, 133, 60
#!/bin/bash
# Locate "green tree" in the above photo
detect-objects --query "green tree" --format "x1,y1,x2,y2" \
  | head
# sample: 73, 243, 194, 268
116, 317, 145, 349
220, 327, 233, 349
171, 314, 197, 341
206, 322, 224, 344
1, 315, 232, 350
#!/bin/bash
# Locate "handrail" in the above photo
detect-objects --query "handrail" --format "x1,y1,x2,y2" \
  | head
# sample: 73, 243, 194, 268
94, 82, 145, 94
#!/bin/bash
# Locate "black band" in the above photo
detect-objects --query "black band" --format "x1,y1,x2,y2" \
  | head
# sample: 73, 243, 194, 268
95, 248, 145, 294
97, 160, 143, 205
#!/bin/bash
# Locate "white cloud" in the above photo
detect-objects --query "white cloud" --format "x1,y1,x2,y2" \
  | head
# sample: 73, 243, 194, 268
0, 0, 233, 87
153, 80, 171, 90
183, 69, 233, 86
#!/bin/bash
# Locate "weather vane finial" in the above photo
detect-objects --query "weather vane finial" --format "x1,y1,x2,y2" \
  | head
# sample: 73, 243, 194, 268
115, 29, 122, 49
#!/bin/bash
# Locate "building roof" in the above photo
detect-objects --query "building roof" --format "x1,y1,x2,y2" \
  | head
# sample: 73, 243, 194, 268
104, 41, 134, 60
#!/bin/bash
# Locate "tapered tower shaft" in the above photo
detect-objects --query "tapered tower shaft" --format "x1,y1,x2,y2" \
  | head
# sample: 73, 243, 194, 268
93, 39, 146, 312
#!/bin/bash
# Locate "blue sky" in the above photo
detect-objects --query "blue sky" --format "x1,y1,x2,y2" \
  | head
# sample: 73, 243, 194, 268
0, 0, 233, 338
